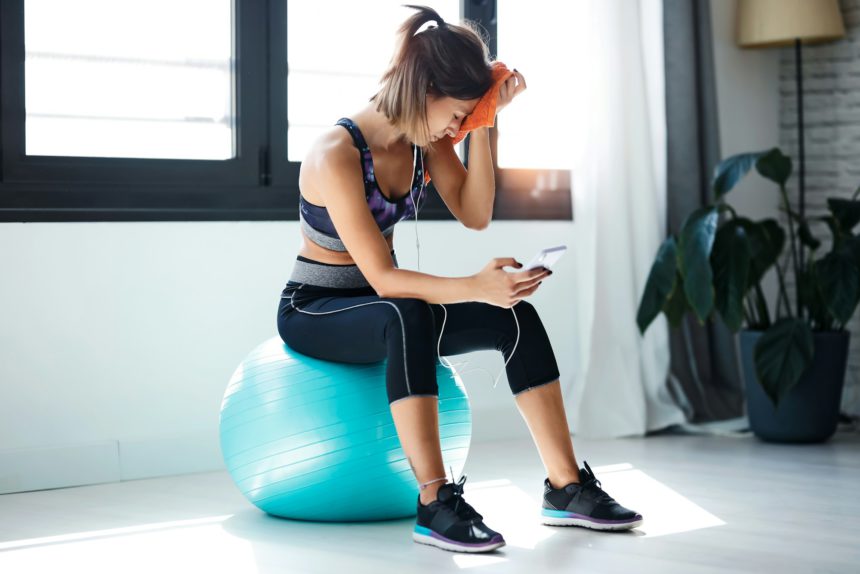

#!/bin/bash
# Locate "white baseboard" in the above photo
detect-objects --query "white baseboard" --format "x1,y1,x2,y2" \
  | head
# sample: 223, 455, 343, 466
0, 416, 527, 495
0, 432, 225, 494
0, 441, 120, 494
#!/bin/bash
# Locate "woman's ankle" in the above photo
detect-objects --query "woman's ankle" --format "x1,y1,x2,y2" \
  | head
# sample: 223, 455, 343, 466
419, 480, 448, 505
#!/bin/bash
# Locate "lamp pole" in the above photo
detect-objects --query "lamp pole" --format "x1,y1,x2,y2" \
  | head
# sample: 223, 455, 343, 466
795, 37, 805, 321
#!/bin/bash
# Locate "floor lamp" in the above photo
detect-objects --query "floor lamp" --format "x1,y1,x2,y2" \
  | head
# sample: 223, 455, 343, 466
736, 0, 845, 317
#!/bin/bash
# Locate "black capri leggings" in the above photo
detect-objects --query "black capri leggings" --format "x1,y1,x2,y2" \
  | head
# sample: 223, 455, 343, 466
276, 251, 561, 405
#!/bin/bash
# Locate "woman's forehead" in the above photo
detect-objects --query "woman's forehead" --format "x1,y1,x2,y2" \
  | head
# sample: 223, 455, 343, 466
449, 97, 480, 112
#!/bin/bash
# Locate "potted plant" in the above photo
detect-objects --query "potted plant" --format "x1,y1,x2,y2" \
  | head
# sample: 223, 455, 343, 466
636, 147, 858, 442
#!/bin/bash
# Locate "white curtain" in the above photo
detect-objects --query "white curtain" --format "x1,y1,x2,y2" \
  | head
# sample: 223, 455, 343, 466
564, 0, 687, 438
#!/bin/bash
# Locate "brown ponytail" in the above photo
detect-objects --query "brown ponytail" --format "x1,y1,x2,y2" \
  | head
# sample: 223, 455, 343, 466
370, 4, 494, 151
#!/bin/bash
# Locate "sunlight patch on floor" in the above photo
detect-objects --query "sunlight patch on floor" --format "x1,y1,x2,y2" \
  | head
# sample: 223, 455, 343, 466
0, 515, 257, 574
457, 462, 725, 553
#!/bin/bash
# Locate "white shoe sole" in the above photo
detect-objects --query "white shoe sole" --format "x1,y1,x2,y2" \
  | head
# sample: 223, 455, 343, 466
412, 531, 506, 553
541, 513, 643, 531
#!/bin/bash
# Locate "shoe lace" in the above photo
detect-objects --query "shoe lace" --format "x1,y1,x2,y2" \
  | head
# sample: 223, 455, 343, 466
446, 467, 482, 522
578, 461, 617, 505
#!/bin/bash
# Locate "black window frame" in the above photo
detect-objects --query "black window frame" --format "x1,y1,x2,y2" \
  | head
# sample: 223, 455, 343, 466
0, 0, 572, 222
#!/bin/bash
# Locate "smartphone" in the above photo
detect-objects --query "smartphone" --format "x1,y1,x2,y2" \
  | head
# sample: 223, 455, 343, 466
522, 245, 567, 271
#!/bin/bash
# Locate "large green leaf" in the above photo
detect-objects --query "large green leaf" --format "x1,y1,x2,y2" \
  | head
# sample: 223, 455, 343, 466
827, 198, 860, 234
755, 148, 792, 187
712, 151, 768, 198
815, 245, 860, 324
662, 270, 689, 328
678, 206, 719, 323
753, 318, 814, 407
711, 220, 750, 331
759, 220, 786, 276
738, 218, 785, 288
637, 236, 679, 335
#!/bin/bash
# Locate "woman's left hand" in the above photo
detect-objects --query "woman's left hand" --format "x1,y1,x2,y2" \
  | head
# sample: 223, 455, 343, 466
495, 69, 527, 116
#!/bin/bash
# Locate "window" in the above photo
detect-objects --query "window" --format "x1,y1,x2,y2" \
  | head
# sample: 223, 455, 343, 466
25, 0, 234, 160
492, 0, 573, 219
0, 0, 572, 222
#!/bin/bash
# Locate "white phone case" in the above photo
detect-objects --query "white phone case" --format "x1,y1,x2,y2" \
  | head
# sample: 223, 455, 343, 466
523, 245, 567, 271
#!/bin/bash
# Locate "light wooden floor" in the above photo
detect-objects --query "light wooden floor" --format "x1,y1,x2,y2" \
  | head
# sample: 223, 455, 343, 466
1, 430, 858, 574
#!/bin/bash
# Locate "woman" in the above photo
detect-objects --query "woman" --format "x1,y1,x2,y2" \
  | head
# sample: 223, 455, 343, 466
277, 4, 643, 554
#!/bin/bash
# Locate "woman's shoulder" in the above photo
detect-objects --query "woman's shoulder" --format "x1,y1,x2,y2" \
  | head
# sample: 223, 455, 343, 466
302, 123, 361, 174
298, 122, 365, 205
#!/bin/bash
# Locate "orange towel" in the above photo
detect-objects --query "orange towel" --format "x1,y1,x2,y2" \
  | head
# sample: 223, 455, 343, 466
452, 61, 514, 145
424, 61, 514, 184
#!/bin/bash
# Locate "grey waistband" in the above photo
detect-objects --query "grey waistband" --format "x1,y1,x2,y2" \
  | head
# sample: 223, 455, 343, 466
299, 211, 394, 252
288, 251, 399, 289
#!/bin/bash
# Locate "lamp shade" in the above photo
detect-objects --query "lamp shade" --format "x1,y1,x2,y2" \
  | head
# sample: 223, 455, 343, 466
737, 0, 845, 48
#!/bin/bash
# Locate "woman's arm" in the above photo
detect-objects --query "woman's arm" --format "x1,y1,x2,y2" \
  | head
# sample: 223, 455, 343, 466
424, 127, 495, 231
434, 69, 528, 229
457, 126, 495, 230
382, 259, 547, 308
377, 268, 478, 304
312, 142, 482, 305
315, 130, 540, 306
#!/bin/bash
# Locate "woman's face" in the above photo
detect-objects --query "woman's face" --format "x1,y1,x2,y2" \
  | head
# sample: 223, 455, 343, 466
425, 94, 481, 143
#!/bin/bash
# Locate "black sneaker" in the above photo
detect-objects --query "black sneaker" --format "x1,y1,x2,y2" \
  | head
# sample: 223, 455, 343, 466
413, 474, 506, 553
541, 460, 643, 531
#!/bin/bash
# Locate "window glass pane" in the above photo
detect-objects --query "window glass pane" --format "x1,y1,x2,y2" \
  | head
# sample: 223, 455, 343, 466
287, 1, 460, 163
497, 0, 581, 170
24, 0, 234, 160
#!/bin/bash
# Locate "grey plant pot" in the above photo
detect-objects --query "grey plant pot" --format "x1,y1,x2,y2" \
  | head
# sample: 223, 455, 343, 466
738, 329, 850, 443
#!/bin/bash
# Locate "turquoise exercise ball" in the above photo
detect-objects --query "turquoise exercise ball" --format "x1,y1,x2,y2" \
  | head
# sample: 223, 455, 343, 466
219, 336, 472, 522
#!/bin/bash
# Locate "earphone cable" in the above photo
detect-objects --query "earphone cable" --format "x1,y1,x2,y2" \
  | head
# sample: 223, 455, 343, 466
409, 145, 520, 389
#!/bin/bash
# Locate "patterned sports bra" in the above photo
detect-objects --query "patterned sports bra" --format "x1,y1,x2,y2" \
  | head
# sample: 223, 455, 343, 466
299, 117, 427, 252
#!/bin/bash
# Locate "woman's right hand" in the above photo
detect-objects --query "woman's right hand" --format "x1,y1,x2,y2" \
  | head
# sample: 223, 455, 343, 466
470, 257, 551, 308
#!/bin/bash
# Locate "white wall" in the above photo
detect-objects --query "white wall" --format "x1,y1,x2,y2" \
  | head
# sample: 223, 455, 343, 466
0, 220, 580, 493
